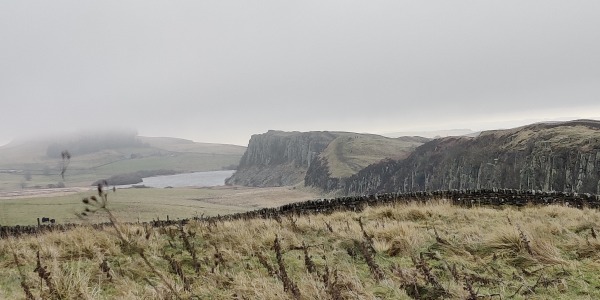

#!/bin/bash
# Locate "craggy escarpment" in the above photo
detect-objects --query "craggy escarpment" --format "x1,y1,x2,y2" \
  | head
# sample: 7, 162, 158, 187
321, 120, 600, 195
226, 130, 424, 187
303, 135, 427, 190
226, 131, 337, 186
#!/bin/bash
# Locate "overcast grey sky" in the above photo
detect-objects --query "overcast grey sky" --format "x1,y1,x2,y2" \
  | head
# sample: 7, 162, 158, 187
1, 1, 599, 146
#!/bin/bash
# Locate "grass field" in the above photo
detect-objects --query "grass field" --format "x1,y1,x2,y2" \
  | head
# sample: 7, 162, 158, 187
0, 186, 320, 226
1, 200, 600, 299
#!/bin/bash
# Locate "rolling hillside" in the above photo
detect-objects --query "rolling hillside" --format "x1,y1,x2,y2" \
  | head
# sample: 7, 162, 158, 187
0, 132, 246, 191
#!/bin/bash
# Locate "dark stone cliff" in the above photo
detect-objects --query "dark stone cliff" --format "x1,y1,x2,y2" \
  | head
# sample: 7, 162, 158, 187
229, 120, 600, 195
226, 130, 422, 187
318, 120, 600, 195
225, 130, 337, 186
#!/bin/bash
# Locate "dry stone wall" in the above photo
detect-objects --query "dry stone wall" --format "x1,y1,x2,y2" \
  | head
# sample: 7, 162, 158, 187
3, 189, 598, 239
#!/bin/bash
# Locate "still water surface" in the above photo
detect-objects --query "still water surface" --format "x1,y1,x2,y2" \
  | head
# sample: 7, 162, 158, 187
127, 170, 235, 188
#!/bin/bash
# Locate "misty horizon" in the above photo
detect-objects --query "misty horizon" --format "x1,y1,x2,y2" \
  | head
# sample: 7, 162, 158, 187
3, 116, 600, 148
1, 1, 599, 147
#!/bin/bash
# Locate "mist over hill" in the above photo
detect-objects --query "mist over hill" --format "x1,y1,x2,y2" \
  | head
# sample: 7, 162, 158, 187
44, 130, 147, 158
0, 130, 245, 191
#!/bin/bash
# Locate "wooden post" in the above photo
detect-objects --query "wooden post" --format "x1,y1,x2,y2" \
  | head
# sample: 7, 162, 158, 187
37, 218, 41, 227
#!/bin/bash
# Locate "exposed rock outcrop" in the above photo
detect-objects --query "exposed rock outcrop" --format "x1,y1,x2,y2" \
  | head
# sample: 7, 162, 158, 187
322, 120, 600, 195
230, 120, 600, 196
226, 131, 337, 186
226, 130, 424, 187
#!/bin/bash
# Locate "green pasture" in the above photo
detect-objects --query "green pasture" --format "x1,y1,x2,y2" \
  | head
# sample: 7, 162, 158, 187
92, 153, 240, 175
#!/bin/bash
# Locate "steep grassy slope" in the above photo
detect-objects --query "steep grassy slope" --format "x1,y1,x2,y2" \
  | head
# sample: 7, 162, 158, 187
320, 134, 426, 178
1, 200, 599, 299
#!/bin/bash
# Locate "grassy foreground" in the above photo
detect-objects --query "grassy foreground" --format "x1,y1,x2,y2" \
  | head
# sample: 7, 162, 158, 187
1, 201, 600, 299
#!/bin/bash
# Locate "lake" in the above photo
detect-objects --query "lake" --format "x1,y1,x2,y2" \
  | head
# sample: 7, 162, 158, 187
122, 170, 235, 188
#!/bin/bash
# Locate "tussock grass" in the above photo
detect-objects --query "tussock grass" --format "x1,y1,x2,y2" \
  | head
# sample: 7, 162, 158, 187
2, 200, 600, 299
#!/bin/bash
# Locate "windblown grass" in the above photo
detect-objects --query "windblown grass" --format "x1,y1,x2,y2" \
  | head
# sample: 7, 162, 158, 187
1, 200, 600, 299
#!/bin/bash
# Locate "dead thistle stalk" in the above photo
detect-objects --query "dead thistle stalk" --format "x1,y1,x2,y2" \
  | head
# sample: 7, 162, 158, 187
273, 235, 301, 299
516, 224, 533, 255
34, 250, 57, 298
80, 182, 182, 300
178, 224, 201, 274
8, 240, 35, 300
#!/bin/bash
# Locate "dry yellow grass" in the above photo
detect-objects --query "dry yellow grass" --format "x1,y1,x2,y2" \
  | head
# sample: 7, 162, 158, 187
1, 200, 600, 299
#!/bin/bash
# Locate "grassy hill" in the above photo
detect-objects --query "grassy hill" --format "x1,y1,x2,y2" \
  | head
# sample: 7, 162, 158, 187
1, 198, 599, 299
321, 134, 427, 178
0, 133, 246, 191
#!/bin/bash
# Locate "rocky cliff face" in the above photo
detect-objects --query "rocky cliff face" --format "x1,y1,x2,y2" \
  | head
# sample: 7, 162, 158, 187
322, 120, 600, 195
230, 121, 600, 195
225, 130, 337, 186
226, 130, 423, 187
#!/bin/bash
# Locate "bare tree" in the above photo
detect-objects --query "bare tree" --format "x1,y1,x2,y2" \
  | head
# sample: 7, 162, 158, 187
60, 150, 71, 180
